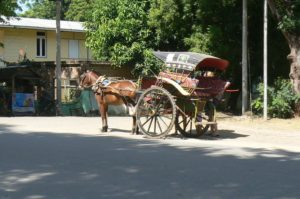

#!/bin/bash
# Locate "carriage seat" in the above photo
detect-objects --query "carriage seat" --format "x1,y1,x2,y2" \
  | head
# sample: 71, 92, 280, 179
158, 72, 199, 90
194, 76, 227, 97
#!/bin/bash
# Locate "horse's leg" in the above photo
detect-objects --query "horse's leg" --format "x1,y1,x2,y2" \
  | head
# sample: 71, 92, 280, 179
132, 115, 139, 134
99, 103, 108, 132
95, 93, 109, 132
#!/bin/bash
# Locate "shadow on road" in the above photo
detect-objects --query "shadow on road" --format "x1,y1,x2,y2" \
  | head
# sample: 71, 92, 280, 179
0, 124, 299, 199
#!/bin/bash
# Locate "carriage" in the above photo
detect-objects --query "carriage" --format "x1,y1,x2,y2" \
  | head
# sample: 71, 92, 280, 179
79, 51, 234, 137
135, 51, 232, 138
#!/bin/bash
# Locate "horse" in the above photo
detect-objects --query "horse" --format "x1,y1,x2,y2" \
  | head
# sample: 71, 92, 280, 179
79, 70, 138, 134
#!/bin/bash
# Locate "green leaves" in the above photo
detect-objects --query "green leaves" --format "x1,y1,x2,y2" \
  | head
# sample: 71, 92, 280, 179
0, 0, 19, 22
85, 0, 156, 75
252, 78, 300, 118
65, 0, 93, 21
272, 0, 300, 34
19, 0, 56, 19
19, 0, 73, 20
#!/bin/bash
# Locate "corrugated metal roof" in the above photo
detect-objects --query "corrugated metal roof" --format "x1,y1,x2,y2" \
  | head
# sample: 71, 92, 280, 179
0, 17, 84, 32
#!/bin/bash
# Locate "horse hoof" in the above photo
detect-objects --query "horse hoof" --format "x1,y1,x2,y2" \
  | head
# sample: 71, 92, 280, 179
101, 126, 108, 132
132, 128, 140, 135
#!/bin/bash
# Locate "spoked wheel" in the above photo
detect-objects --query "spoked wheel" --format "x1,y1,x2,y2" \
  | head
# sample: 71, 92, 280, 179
136, 86, 176, 138
175, 100, 216, 138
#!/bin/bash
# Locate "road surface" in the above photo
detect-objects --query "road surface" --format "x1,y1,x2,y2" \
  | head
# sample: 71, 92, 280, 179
0, 116, 300, 199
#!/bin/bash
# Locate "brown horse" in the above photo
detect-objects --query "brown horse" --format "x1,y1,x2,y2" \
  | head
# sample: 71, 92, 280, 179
79, 70, 138, 133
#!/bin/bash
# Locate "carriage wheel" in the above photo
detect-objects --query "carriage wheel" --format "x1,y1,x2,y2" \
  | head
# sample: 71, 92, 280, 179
175, 100, 215, 138
136, 86, 176, 138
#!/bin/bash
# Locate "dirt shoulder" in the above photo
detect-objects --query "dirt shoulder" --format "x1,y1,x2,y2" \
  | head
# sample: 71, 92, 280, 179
218, 113, 300, 133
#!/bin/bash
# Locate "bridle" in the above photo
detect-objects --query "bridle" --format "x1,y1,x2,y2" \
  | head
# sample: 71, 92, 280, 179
80, 71, 93, 89
80, 71, 107, 94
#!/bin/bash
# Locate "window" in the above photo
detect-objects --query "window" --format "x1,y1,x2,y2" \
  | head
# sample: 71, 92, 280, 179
70, 80, 78, 86
36, 32, 46, 57
69, 40, 79, 59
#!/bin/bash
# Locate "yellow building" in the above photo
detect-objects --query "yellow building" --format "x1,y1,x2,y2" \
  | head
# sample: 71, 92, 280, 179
0, 17, 95, 115
0, 17, 132, 116
0, 17, 91, 64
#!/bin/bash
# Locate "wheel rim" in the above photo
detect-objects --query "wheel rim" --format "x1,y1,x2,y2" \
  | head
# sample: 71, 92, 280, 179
136, 87, 176, 138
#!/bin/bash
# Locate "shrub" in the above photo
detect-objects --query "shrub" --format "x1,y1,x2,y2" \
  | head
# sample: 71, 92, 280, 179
251, 78, 300, 118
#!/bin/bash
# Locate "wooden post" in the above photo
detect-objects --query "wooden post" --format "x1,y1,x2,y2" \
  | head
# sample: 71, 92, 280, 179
55, 0, 62, 115
263, 0, 268, 120
242, 0, 248, 115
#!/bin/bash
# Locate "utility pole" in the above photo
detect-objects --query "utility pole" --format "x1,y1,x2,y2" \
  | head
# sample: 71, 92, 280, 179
263, 0, 268, 120
55, 0, 62, 115
242, 0, 248, 115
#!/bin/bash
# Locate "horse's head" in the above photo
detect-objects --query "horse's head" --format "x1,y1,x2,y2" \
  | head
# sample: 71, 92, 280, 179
78, 70, 99, 90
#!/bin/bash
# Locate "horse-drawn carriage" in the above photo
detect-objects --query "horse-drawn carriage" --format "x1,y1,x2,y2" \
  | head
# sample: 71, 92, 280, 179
135, 51, 231, 138
79, 51, 233, 138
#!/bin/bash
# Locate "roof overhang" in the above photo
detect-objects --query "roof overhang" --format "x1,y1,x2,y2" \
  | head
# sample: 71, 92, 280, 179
0, 65, 41, 81
0, 17, 85, 32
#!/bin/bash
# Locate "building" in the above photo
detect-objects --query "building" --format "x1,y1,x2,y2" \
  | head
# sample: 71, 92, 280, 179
0, 17, 132, 116
0, 17, 93, 64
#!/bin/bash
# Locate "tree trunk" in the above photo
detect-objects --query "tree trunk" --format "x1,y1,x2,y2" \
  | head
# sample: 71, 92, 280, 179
287, 36, 300, 116
267, 0, 300, 116
287, 37, 300, 94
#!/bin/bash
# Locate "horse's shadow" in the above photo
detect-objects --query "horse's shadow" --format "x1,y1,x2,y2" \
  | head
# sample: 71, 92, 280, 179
109, 128, 132, 133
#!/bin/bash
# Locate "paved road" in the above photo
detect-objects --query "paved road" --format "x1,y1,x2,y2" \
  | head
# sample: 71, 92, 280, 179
0, 116, 300, 199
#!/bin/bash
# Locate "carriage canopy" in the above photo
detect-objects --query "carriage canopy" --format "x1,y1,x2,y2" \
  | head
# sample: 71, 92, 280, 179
153, 51, 229, 71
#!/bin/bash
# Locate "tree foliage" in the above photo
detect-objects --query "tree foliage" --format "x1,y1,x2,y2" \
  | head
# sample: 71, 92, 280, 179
268, 0, 300, 34
20, 0, 71, 20
0, 0, 19, 47
0, 0, 19, 23
85, 0, 156, 75
65, 0, 93, 21
252, 78, 300, 118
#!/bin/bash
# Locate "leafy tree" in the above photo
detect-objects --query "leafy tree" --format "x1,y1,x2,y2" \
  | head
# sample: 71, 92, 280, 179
0, 0, 19, 22
268, 0, 300, 94
20, 0, 71, 20
149, 0, 192, 50
85, 0, 157, 75
0, 0, 19, 47
65, 0, 93, 22
267, 0, 300, 115
148, 0, 243, 78
252, 78, 300, 118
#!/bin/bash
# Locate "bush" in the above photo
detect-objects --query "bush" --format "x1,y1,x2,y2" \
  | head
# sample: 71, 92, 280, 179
251, 78, 300, 118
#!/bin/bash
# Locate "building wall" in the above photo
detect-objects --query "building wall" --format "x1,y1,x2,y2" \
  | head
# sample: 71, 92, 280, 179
0, 28, 92, 63
0, 30, 4, 59
0, 30, 5, 67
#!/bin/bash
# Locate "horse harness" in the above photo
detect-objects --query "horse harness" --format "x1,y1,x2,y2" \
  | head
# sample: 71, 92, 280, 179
92, 76, 136, 106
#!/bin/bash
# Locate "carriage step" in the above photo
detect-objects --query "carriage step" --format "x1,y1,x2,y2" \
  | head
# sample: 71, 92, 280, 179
195, 122, 217, 125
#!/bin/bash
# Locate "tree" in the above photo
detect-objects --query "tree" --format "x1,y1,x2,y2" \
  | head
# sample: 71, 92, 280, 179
268, 0, 300, 94
0, 0, 19, 22
85, 0, 158, 75
20, 0, 71, 20
0, 0, 19, 47
65, 0, 93, 22
149, 0, 243, 77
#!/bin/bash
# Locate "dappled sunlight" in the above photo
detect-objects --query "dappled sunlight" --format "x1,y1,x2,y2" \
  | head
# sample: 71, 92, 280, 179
0, 170, 55, 192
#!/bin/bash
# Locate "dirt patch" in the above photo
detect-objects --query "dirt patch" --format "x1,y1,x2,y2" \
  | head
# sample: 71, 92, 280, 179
217, 113, 300, 133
